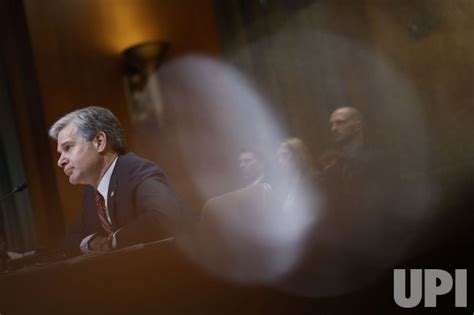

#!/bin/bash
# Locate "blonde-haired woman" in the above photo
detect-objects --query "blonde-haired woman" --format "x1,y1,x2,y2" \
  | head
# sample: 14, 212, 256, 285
276, 137, 319, 210
277, 137, 316, 178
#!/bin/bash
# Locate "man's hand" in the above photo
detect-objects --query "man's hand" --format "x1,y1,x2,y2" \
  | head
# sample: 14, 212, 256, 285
88, 234, 111, 251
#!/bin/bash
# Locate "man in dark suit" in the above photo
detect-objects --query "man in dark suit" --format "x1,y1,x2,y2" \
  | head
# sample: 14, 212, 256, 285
49, 106, 181, 256
238, 149, 265, 188
297, 106, 402, 295
320, 107, 396, 224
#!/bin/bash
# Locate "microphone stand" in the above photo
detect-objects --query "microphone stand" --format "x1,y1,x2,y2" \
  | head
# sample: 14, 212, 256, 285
0, 183, 28, 271
0, 183, 27, 203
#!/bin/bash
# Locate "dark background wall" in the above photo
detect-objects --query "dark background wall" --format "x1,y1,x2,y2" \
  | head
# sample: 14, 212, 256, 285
214, 0, 473, 161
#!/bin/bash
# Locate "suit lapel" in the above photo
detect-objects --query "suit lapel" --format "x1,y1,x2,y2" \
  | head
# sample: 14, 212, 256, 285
107, 156, 120, 228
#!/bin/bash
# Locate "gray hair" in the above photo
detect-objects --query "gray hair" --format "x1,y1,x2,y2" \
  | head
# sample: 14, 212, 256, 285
48, 106, 127, 154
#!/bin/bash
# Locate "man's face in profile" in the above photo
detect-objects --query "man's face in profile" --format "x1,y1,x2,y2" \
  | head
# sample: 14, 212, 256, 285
56, 122, 102, 186
239, 151, 263, 185
330, 109, 361, 145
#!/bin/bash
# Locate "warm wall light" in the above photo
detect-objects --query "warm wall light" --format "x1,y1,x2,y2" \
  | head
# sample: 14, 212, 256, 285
122, 41, 169, 126
96, 1, 164, 55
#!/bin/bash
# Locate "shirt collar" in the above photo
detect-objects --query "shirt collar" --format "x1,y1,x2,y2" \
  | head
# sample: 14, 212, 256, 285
97, 156, 118, 201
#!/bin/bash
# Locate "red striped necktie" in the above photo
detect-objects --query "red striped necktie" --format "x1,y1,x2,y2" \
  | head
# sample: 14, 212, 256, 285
95, 191, 114, 236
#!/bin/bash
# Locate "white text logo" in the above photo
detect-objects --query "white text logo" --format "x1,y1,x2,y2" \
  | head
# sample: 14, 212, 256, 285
393, 269, 467, 308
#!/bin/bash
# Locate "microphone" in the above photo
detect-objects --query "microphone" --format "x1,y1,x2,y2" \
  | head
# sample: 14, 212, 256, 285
13, 183, 28, 193
0, 183, 29, 271
0, 183, 28, 202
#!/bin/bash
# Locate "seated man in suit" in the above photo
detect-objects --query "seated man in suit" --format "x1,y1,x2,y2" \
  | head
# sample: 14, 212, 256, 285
48, 106, 181, 256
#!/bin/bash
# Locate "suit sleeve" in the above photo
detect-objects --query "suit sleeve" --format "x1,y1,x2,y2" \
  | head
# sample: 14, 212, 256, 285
114, 173, 180, 247
61, 187, 100, 256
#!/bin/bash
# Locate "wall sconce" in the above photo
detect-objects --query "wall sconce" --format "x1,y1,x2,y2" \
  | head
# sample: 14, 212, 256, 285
122, 41, 169, 126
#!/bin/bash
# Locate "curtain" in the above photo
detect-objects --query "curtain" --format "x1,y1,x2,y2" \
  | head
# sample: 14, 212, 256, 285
0, 59, 36, 251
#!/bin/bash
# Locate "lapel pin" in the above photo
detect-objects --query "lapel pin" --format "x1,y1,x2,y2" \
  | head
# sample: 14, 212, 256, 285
111, 190, 115, 197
